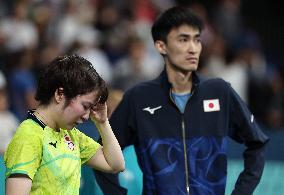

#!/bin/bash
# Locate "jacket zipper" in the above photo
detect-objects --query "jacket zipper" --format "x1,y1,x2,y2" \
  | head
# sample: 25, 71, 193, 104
183, 89, 195, 195
182, 119, 190, 195
169, 90, 194, 195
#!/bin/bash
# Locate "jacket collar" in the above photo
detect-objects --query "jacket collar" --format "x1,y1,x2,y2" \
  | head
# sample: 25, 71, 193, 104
158, 68, 201, 94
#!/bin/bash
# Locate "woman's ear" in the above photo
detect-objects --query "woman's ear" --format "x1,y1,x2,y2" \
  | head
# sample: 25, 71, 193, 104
55, 87, 64, 103
154, 40, 167, 55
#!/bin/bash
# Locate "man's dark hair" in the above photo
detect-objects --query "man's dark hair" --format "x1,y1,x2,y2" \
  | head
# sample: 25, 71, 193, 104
35, 55, 108, 105
151, 6, 203, 43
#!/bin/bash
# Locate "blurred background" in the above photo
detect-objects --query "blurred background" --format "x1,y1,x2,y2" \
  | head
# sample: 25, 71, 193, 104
0, 0, 283, 194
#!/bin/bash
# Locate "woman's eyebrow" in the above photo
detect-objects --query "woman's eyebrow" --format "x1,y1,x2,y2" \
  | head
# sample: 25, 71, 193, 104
82, 101, 94, 107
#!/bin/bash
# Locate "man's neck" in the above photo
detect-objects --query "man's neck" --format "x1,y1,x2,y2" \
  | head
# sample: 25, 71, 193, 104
166, 65, 193, 94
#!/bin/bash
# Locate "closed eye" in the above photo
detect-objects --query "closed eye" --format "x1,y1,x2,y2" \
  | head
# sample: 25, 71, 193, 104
83, 104, 92, 111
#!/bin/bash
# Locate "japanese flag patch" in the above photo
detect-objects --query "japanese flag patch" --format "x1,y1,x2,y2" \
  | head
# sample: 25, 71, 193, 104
64, 134, 75, 151
203, 99, 220, 112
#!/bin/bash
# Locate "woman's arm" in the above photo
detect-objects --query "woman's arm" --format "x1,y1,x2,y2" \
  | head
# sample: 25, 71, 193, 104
6, 177, 32, 195
87, 103, 125, 173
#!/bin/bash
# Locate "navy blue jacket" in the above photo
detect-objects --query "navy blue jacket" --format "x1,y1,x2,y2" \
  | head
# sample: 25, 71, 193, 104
95, 70, 269, 195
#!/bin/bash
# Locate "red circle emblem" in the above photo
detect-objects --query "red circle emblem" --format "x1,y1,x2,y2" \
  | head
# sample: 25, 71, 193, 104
209, 103, 214, 108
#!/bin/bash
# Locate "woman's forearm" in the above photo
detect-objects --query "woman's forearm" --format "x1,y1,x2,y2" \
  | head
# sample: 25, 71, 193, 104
95, 120, 125, 172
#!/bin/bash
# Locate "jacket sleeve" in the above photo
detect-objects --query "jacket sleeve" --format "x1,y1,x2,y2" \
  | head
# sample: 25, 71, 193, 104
94, 90, 137, 195
228, 85, 269, 195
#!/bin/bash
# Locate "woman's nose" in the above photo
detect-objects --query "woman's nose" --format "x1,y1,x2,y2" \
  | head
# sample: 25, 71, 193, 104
82, 110, 90, 122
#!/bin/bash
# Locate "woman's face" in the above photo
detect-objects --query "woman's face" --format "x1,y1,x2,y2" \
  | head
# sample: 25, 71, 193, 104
59, 90, 98, 130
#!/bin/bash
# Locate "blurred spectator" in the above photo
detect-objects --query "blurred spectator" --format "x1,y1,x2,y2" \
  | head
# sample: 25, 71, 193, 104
33, 42, 62, 78
111, 35, 162, 91
0, 74, 19, 155
106, 89, 124, 118
7, 49, 38, 121
0, 1, 38, 52
30, 2, 54, 49
240, 32, 272, 126
0, 71, 6, 88
265, 71, 284, 129
212, 0, 243, 50
151, 0, 176, 12
56, 0, 83, 51
95, 4, 134, 64
37, 43, 62, 66
56, 0, 97, 51
190, 2, 216, 54
203, 33, 227, 77
132, 0, 157, 23
74, 26, 113, 84
204, 31, 249, 102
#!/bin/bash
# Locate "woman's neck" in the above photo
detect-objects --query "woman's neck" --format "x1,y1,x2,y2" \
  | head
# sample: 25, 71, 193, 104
34, 106, 59, 131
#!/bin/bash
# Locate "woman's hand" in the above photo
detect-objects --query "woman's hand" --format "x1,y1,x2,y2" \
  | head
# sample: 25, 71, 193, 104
90, 102, 108, 124
87, 102, 125, 173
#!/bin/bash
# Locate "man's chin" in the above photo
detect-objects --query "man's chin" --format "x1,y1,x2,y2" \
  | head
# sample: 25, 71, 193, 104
180, 64, 198, 72
187, 63, 198, 71
180, 66, 198, 74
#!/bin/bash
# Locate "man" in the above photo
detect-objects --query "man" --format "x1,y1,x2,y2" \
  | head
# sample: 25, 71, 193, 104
95, 6, 269, 195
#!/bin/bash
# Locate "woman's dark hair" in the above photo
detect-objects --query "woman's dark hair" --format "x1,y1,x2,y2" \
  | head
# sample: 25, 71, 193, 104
151, 6, 203, 43
35, 55, 108, 105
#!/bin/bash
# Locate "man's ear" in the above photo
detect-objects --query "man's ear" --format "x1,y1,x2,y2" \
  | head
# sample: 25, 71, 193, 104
55, 87, 64, 103
154, 40, 167, 55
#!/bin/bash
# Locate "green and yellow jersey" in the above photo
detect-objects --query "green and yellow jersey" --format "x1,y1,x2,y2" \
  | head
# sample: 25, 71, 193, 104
4, 111, 101, 195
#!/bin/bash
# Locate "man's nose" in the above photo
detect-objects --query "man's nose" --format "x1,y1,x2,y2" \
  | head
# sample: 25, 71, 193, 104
187, 40, 199, 53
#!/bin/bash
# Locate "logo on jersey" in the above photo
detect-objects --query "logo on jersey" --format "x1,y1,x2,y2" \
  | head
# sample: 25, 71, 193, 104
64, 134, 75, 151
203, 99, 220, 112
49, 141, 57, 148
143, 106, 162, 114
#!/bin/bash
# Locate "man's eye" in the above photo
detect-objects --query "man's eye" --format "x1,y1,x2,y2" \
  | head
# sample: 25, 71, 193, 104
195, 38, 201, 43
179, 38, 187, 42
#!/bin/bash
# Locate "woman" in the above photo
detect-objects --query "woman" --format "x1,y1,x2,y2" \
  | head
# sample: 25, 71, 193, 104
4, 55, 125, 195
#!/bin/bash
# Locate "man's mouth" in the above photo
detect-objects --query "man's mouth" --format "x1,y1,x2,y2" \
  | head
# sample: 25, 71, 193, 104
186, 57, 198, 63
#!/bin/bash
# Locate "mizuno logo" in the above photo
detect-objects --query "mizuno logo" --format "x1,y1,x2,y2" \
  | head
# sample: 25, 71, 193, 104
49, 141, 57, 148
143, 106, 162, 114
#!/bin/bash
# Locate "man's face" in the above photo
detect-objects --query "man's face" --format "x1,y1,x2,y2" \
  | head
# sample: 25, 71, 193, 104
159, 24, 202, 73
